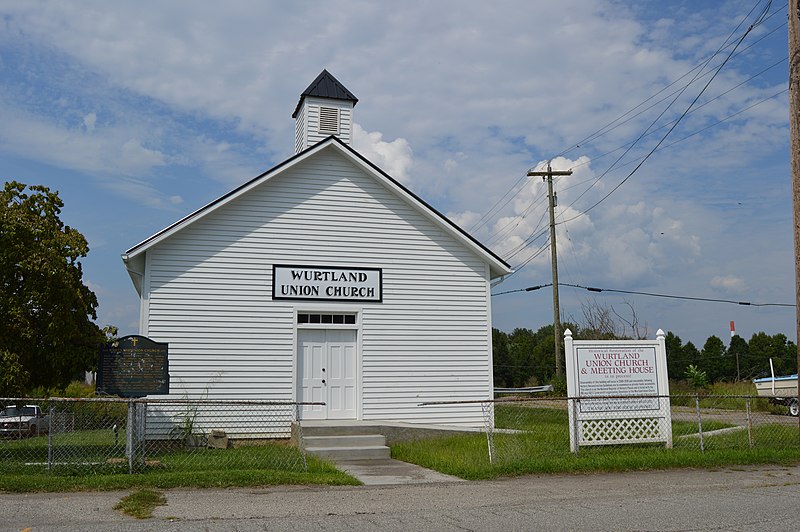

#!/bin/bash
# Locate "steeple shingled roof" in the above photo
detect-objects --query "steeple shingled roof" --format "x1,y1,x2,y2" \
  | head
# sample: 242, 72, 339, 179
292, 69, 358, 118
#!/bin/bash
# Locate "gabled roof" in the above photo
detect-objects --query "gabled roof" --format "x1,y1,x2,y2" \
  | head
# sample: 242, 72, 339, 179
122, 136, 512, 285
291, 70, 358, 118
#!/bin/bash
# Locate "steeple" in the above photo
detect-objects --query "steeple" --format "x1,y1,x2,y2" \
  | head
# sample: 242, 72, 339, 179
293, 70, 358, 153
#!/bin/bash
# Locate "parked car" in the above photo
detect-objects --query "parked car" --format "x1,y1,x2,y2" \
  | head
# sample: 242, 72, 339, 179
0, 405, 50, 437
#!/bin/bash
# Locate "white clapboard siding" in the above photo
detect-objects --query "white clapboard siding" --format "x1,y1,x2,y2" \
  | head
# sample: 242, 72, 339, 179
295, 97, 353, 152
143, 146, 492, 426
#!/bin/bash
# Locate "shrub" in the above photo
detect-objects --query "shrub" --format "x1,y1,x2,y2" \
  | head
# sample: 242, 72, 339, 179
549, 374, 567, 396
684, 365, 709, 389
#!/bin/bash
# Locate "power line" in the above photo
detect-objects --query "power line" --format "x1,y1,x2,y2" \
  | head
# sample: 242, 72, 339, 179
485, 181, 550, 246
499, 84, 787, 281
492, 281, 796, 308
506, 227, 550, 263
493, 283, 552, 296
475, 2, 783, 247
468, 172, 531, 232
554, 1, 773, 226
495, 67, 786, 247
558, 56, 787, 179
554, 3, 786, 162
564, 87, 787, 182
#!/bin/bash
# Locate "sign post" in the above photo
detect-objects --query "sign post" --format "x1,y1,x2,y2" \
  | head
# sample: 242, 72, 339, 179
565, 329, 671, 453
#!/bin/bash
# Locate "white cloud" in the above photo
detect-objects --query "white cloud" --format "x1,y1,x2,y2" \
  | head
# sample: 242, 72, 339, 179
0, 102, 167, 176
352, 123, 414, 184
83, 112, 96, 131
100, 178, 183, 211
120, 139, 166, 170
447, 210, 482, 232
710, 275, 747, 294
0, 0, 792, 344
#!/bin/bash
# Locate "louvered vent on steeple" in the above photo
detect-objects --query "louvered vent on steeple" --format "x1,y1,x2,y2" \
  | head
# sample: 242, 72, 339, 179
318, 106, 340, 135
293, 70, 358, 153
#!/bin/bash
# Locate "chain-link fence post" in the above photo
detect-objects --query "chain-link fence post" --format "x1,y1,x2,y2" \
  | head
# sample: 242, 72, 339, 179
47, 405, 54, 471
126, 400, 146, 473
294, 402, 308, 471
136, 401, 147, 472
745, 397, 754, 448
694, 395, 704, 453
572, 398, 580, 456
481, 401, 495, 464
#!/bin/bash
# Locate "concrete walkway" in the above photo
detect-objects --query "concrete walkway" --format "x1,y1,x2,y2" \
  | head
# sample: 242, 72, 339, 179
334, 458, 464, 485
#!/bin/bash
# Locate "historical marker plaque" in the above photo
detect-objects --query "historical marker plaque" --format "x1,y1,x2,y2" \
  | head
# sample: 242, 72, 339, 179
575, 345, 660, 413
97, 335, 169, 397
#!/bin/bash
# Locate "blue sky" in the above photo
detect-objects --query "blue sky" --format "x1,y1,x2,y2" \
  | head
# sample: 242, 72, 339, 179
0, 0, 794, 347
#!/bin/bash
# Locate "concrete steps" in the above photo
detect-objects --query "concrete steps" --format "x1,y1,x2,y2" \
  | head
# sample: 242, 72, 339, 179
301, 424, 391, 461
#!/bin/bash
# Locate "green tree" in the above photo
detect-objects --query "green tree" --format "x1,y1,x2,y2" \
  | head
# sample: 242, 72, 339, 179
783, 340, 798, 375
508, 328, 536, 387
664, 331, 687, 380
726, 335, 749, 381
747, 332, 798, 377
492, 328, 512, 387
0, 181, 103, 389
683, 341, 700, 369
699, 335, 726, 382
530, 333, 555, 385
0, 350, 30, 397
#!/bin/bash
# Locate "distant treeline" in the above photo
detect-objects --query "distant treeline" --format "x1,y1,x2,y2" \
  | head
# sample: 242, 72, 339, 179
492, 325, 798, 388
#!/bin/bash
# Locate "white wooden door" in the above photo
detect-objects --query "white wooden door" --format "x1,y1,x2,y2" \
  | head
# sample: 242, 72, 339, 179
298, 329, 357, 420
325, 329, 357, 419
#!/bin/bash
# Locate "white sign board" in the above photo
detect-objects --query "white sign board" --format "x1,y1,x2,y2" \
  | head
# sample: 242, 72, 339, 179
565, 329, 672, 452
575, 345, 660, 412
272, 265, 382, 302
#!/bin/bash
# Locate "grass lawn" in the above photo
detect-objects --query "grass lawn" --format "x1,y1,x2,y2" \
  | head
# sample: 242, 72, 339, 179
391, 405, 800, 480
667, 381, 789, 414
0, 431, 358, 492
3, 403, 797, 491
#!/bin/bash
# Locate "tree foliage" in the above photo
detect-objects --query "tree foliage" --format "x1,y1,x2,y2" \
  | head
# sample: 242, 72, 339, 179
0, 350, 29, 397
491, 322, 572, 388
664, 331, 796, 382
0, 181, 103, 389
494, 315, 797, 388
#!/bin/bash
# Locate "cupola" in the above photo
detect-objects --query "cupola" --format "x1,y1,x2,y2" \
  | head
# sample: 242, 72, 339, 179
292, 70, 358, 153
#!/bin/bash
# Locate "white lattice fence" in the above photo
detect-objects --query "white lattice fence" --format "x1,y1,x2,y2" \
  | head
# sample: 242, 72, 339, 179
568, 396, 673, 451
578, 416, 669, 445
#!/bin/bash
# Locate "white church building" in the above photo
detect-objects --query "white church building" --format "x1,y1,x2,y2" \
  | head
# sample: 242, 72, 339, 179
122, 70, 512, 427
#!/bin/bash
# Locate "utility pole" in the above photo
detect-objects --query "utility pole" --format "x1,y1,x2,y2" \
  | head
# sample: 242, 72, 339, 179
788, 0, 800, 429
528, 163, 573, 377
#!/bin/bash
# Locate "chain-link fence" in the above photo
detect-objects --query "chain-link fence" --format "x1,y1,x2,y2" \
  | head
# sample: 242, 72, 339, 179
0, 398, 314, 475
431, 394, 800, 464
